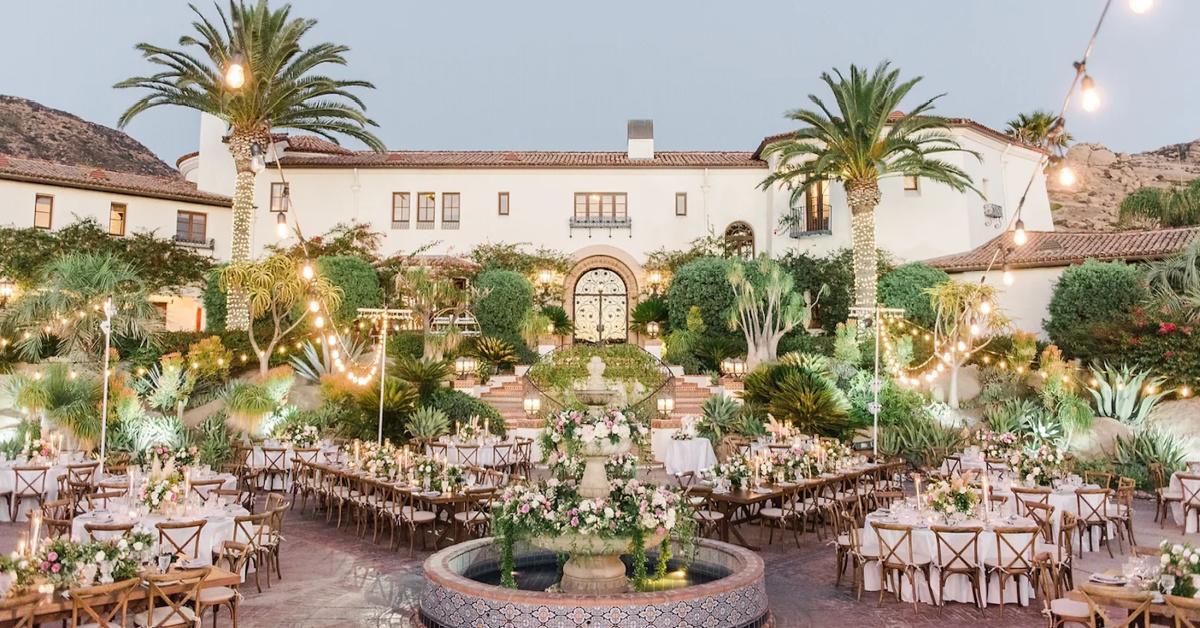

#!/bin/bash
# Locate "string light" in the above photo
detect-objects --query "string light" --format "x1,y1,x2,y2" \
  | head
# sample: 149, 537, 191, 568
1058, 165, 1077, 187
1079, 74, 1101, 112
308, 300, 320, 313
224, 53, 246, 89
1002, 264, 1014, 286
276, 212, 289, 239
978, 300, 992, 315
301, 264, 314, 281
1012, 220, 1027, 246
1129, 0, 1153, 13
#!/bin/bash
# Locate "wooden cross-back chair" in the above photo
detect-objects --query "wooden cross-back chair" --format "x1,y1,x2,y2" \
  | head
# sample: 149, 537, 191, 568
0, 590, 45, 628
259, 447, 289, 490
189, 478, 225, 502
156, 519, 208, 560
454, 444, 481, 468
872, 521, 936, 614
988, 526, 1039, 615
68, 577, 138, 628
137, 566, 211, 628
1009, 486, 1051, 517
231, 512, 271, 593
1167, 594, 1200, 628
1077, 583, 1153, 628
426, 442, 448, 459
10, 465, 49, 521
491, 443, 514, 471
930, 525, 983, 611
942, 455, 963, 476
1178, 474, 1200, 532
1076, 487, 1117, 558
83, 491, 124, 512
84, 521, 134, 541
39, 498, 74, 540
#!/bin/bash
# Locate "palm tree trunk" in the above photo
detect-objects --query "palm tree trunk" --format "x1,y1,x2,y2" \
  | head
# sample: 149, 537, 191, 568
225, 131, 269, 331
846, 180, 882, 307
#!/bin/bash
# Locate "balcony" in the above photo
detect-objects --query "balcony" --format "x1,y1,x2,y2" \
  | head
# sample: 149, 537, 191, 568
569, 215, 632, 238
173, 234, 215, 251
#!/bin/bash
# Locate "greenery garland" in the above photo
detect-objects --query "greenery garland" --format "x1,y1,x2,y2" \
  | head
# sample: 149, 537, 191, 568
655, 538, 671, 580
496, 518, 517, 589
631, 528, 648, 590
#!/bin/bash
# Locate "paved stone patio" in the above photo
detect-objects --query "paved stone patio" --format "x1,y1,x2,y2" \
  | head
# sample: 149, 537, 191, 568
1, 497, 1185, 627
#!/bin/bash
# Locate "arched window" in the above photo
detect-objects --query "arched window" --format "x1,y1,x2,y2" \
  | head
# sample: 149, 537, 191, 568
724, 222, 755, 259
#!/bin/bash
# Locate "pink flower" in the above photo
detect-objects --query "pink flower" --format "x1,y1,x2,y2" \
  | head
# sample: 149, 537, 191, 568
50, 563, 60, 573
47, 551, 57, 561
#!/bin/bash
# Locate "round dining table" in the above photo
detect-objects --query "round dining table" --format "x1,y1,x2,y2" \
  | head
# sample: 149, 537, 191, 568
663, 437, 718, 475
860, 508, 1038, 607
0, 453, 89, 522
989, 480, 1113, 552
72, 501, 251, 565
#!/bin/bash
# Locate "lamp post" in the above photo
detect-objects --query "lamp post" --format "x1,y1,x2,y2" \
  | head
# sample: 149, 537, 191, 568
98, 298, 113, 476
454, 355, 478, 381
719, 357, 747, 380
0, 278, 13, 308
656, 396, 675, 418
647, 271, 665, 295
848, 305, 905, 459
522, 396, 541, 417
535, 269, 556, 304
645, 321, 660, 338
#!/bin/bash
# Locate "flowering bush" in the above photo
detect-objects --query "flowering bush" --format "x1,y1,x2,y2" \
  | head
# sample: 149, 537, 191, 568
1157, 540, 1200, 597
974, 428, 1021, 460
926, 473, 980, 520
279, 423, 320, 448
1009, 444, 1067, 487
139, 459, 184, 513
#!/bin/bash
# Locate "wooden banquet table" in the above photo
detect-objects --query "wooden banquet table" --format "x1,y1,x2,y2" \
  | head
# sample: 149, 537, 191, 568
0, 567, 240, 625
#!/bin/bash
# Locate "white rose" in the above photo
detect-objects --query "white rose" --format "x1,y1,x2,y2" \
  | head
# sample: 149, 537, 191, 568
133, 542, 144, 551
615, 424, 631, 439
580, 426, 596, 443
1163, 554, 1173, 565
94, 551, 105, 562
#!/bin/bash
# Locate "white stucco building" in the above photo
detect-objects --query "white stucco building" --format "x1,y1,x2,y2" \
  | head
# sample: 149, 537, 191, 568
0, 152, 232, 330
175, 113, 1054, 340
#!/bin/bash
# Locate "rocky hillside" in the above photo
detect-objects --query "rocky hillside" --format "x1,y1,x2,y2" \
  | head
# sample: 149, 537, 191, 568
0, 95, 175, 176
1049, 139, 1200, 230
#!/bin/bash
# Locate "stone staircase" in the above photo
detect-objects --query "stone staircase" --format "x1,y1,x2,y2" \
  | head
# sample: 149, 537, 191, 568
476, 377, 540, 430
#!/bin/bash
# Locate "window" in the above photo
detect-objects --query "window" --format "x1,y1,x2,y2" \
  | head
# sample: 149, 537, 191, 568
109, 203, 127, 236
391, 192, 410, 228
498, 192, 510, 215
417, 193, 436, 226
903, 175, 920, 192
675, 192, 687, 216
176, 211, 207, 243
573, 193, 627, 222
442, 193, 460, 227
803, 181, 831, 232
724, 222, 755, 259
270, 183, 290, 212
33, 194, 53, 230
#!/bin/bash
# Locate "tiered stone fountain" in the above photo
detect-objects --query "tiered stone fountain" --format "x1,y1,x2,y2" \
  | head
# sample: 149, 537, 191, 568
417, 356, 769, 627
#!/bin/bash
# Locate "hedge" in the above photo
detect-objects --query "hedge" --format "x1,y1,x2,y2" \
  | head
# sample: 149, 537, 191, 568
473, 269, 533, 355
316, 255, 382, 325
666, 257, 735, 333
878, 262, 950, 328
1045, 259, 1146, 361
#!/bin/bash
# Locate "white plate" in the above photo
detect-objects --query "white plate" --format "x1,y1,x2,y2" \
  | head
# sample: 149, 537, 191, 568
753, 487, 774, 495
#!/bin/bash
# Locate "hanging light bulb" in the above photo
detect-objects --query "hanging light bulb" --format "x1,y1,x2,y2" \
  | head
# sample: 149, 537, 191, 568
979, 300, 992, 315
224, 53, 246, 89
1002, 264, 1015, 286
1129, 0, 1153, 13
314, 315, 325, 329
276, 212, 289, 239
1058, 165, 1077, 187
1079, 75, 1100, 112
956, 340, 967, 351
249, 142, 266, 174
1013, 219, 1027, 246
301, 264, 314, 281
969, 324, 980, 336
308, 300, 320, 313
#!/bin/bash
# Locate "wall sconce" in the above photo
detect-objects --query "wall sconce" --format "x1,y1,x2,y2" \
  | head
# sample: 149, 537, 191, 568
656, 397, 675, 417
720, 357, 747, 379
647, 270, 664, 295
454, 356, 478, 378
522, 396, 542, 417
645, 321, 660, 338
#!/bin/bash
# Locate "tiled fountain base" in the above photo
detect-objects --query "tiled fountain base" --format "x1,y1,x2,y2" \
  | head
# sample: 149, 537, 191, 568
419, 539, 769, 628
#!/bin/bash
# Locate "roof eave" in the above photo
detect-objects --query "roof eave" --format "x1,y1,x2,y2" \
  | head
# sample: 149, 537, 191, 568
0, 172, 232, 207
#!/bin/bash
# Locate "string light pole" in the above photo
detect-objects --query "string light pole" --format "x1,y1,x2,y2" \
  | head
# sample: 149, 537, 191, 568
358, 307, 410, 444
850, 304, 904, 457
97, 298, 113, 476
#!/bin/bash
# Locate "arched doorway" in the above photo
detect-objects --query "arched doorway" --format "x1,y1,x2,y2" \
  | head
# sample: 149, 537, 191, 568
724, 221, 755, 258
572, 268, 628, 343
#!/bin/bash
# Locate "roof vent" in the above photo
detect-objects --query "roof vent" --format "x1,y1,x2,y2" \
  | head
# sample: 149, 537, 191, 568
627, 119, 654, 160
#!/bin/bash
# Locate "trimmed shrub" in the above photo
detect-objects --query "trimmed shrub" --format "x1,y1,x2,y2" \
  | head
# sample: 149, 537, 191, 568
666, 257, 735, 333
473, 269, 534, 351
878, 262, 949, 328
202, 268, 227, 332
315, 256, 382, 325
427, 388, 505, 436
1044, 260, 1146, 360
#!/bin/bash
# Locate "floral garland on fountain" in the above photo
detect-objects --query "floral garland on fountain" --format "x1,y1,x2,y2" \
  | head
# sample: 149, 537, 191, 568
1009, 444, 1068, 487
496, 407, 695, 592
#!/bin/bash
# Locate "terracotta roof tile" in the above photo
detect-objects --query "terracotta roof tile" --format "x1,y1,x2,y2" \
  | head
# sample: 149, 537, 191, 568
752, 117, 1047, 159
0, 153, 231, 207
276, 150, 764, 169
923, 227, 1200, 272
280, 135, 355, 155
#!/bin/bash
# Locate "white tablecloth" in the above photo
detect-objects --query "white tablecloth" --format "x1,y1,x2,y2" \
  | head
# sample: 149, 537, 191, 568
72, 504, 250, 565
992, 483, 1113, 552
0, 459, 74, 522
663, 438, 718, 475
433, 439, 516, 468
861, 513, 1037, 606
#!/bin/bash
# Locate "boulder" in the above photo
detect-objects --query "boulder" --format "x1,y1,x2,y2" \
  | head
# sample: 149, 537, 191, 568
1088, 148, 1118, 166
1069, 416, 1131, 461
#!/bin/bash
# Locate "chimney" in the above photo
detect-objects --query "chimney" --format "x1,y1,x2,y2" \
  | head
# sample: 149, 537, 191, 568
627, 119, 654, 160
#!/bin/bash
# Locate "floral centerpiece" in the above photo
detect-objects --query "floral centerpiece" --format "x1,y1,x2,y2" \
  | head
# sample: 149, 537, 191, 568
0, 531, 157, 595
926, 472, 981, 522
765, 416, 795, 443
20, 437, 56, 461
280, 423, 320, 448
1009, 444, 1067, 487
974, 428, 1021, 460
359, 440, 399, 478
671, 415, 699, 441
409, 455, 441, 487
142, 444, 199, 469
710, 456, 751, 491
1156, 541, 1200, 597
770, 448, 817, 483
138, 458, 185, 513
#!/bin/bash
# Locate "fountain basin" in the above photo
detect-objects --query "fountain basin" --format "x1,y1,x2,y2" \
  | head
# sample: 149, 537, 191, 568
529, 530, 668, 595
418, 538, 770, 627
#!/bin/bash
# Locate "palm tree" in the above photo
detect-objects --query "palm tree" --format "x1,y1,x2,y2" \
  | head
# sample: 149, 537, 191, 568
1145, 238, 1200, 322
4, 253, 160, 363
1119, 180, 1200, 228
1005, 110, 1073, 154
115, 1, 385, 329
760, 61, 978, 307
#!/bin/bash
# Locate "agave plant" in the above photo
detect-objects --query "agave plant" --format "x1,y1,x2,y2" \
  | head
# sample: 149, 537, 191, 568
697, 395, 741, 444
407, 406, 450, 440
473, 336, 517, 373
194, 412, 233, 468
1088, 364, 1169, 426
290, 333, 368, 383
1021, 409, 1064, 447
879, 413, 965, 468
132, 355, 195, 421
124, 414, 192, 454
393, 356, 451, 399
223, 380, 278, 435
1113, 427, 1190, 473
984, 399, 1039, 434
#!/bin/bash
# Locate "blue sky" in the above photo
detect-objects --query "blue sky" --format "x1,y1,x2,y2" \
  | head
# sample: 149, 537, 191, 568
2, 0, 1195, 162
